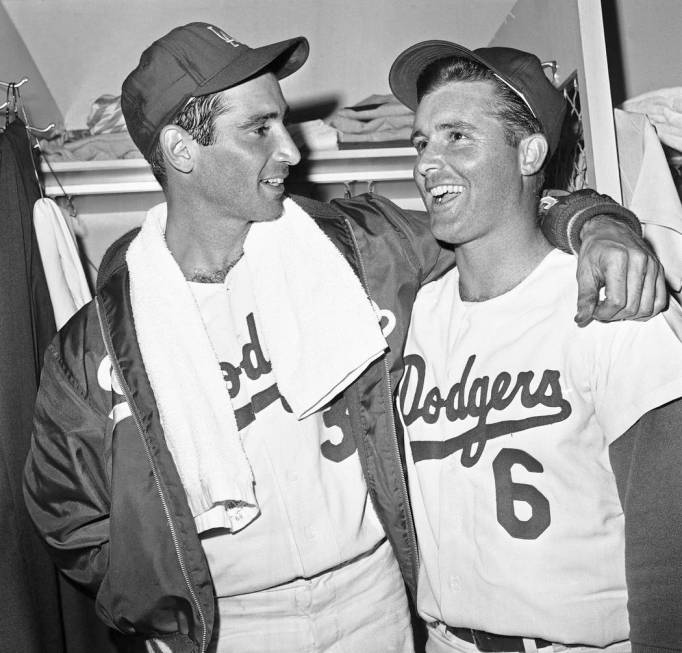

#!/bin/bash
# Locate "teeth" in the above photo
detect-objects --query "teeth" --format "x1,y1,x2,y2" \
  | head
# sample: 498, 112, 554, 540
262, 178, 284, 185
429, 184, 464, 205
429, 184, 464, 198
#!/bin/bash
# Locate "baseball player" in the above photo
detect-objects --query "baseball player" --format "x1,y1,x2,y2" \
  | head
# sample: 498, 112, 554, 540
390, 41, 682, 652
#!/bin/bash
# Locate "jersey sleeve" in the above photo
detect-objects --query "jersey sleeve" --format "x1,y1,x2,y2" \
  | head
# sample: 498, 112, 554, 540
539, 189, 642, 255
590, 309, 682, 442
609, 399, 682, 650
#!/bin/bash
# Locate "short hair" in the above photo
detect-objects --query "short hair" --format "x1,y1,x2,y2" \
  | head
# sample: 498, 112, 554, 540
416, 56, 544, 153
147, 92, 230, 189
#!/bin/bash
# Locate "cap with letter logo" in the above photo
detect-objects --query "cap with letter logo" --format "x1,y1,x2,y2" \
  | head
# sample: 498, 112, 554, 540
389, 40, 566, 155
121, 22, 309, 157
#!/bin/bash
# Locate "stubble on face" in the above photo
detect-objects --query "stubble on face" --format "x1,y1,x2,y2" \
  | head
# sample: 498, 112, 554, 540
194, 73, 300, 228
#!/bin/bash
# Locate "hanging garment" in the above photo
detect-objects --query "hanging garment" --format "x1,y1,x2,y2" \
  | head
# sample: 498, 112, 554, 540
614, 108, 682, 339
33, 197, 92, 329
0, 117, 62, 651
621, 87, 682, 153
0, 118, 119, 652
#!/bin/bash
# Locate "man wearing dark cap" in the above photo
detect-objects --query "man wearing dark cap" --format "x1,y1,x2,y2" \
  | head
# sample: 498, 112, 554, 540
392, 42, 682, 652
24, 23, 419, 653
23, 23, 668, 653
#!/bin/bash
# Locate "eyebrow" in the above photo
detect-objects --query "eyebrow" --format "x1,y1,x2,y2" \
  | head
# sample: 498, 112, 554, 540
411, 119, 474, 143
237, 106, 290, 130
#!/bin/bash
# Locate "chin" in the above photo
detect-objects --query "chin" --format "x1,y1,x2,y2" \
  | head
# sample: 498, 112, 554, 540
254, 200, 286, 223
432, 204, 475, 244
428, 217, 454, 243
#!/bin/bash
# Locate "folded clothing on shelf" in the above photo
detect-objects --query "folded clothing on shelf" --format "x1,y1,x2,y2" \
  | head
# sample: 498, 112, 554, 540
288, 119, 339, 151
40, 94, 140, 161
327, 94, 414, 146
39, 131, 141, 161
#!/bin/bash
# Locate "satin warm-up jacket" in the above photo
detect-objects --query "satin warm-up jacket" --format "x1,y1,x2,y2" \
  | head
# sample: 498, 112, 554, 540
23, 194, 444, 652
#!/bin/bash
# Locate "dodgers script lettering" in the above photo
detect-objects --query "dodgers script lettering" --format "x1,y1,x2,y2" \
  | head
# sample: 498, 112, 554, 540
219, 312, 292, 429
219, 312, 355, 461
400, 353, 572, 466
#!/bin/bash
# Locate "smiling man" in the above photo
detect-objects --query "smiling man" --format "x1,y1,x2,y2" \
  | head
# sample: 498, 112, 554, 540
391, 41, 682, 652
22, 22, 672, 653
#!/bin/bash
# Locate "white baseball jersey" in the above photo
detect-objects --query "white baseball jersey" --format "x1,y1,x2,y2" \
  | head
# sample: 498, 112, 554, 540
189, 259, 385, 598
399, 249, 682, 646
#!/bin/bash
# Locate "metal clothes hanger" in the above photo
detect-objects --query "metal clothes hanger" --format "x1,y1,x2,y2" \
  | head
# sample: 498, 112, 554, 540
0, 77, 55, 133
0, 77, 78, 220
0, 77, 29, 88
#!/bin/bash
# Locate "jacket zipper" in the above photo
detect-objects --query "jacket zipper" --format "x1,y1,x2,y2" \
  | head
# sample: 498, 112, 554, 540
342, 218, 420, 585
95, 298, 208, 652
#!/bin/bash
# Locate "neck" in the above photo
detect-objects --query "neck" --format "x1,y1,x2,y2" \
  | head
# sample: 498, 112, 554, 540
185, 258, 242, 283
164, 196, 249, 282
455, 207, 551, 302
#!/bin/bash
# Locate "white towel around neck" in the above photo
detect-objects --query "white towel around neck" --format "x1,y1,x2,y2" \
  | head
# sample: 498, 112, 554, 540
126, 199, 387, 533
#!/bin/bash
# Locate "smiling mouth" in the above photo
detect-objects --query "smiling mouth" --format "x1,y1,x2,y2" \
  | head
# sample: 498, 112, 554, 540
429, 184, 464, 205
261, 177, 285, 188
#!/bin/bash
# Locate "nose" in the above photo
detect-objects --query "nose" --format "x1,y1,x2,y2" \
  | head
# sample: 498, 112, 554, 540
275, 125, 301, 166
415, 142, 444, 179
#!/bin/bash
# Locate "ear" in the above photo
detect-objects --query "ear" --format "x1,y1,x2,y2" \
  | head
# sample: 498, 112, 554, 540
159, 125, 194, 174
518, 133, 549, 176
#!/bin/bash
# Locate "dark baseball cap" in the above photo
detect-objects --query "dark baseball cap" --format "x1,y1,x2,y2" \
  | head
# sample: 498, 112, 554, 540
121, 22, 309, 157
389, 41, 566, 155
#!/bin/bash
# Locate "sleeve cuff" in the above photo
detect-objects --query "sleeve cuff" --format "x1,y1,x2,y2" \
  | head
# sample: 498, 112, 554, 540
539, 189, 642, 255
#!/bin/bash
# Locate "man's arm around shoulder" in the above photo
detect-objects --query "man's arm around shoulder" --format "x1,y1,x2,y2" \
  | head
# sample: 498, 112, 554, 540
540, 189, 667, 325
